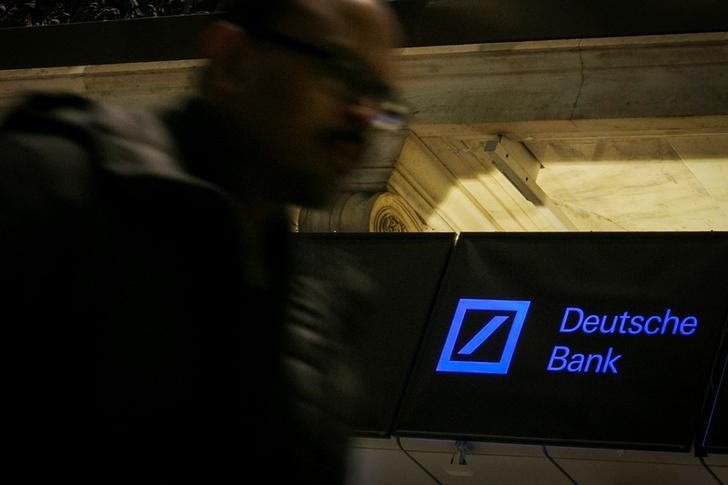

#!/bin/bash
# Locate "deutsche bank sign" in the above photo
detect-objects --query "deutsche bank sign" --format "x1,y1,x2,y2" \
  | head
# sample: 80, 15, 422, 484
436, 299, 531, 374
436, 298, 701, 376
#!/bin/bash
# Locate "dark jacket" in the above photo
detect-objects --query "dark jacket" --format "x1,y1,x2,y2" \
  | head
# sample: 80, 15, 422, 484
0, 93, 350, 484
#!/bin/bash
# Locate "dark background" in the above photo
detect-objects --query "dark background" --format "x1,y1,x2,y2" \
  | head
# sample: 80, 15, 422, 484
1, 0, 727, 69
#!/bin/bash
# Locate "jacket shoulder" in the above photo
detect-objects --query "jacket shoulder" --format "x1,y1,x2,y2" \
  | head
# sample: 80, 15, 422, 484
0, 92, 187, 206
0, 127, 95, 207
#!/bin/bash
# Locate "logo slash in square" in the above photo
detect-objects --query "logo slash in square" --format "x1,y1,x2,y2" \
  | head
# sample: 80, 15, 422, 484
436, 298, 531, 374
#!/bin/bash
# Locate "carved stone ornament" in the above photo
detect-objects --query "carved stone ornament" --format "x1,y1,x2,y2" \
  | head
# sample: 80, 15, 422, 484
296, 191, 428, 233
297, 192, 382, 233
0, 0, 222, 28
370, 192, 427, 232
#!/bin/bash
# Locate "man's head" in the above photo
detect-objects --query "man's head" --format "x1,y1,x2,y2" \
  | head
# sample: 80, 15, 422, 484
199, 0, 403, 208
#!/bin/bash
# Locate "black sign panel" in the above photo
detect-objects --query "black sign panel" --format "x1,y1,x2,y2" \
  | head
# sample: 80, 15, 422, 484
289, 232, 454, 437
394, 232, 728, 451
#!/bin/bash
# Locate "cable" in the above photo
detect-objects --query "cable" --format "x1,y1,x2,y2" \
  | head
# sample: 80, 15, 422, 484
699, 456, 725, 485
542, 445, 579, 485
395, 436, 445, 485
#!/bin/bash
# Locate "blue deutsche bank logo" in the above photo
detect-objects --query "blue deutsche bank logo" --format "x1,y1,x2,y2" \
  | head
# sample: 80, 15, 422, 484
436, 299, 531, 374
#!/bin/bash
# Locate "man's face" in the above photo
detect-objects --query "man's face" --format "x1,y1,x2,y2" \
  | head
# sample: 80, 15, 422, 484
230, 0, 402, 207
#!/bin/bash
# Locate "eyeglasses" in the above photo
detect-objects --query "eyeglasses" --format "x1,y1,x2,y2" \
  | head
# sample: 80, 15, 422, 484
248, 28, 410, 131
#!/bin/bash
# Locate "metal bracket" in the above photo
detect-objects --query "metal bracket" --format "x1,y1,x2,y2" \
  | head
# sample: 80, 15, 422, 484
484, 135, 577, 230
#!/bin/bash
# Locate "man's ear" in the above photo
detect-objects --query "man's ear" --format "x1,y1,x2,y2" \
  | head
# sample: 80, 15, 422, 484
198, 21, 252, 97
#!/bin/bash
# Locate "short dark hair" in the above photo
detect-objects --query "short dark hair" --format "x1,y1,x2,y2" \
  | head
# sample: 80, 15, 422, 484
217, 0, 294, 32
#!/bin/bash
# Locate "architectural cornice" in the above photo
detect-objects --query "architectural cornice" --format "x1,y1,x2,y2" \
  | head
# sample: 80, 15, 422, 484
1, 32, 726, 232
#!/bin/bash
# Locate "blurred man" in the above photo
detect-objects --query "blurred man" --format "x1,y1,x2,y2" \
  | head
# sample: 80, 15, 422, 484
0, 0, 404, 483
